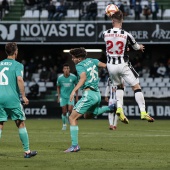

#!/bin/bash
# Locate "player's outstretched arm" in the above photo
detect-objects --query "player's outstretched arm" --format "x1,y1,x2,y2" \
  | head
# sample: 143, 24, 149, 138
98, 62, 106, 68
139, 44, 145, 52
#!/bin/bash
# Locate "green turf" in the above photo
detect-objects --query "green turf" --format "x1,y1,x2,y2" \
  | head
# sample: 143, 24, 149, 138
0, 119, 170, 170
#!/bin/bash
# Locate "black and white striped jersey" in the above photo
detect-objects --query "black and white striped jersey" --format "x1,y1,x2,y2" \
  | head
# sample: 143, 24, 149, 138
103, 27, 140, 58
105, 78, 116, 100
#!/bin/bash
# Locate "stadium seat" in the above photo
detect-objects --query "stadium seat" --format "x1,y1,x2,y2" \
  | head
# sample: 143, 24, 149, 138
157, 9, 162, 18
163, 78, 170, 83
124, 87, 134, 97
38, 82, 45, 87
143, 87, 152, 97
97, 1, 106, 18
25, 86, 30, 94
24, 82, 28, 86
32, 10, 40, 20
140, 81, 148, 87
39, 86, 47, 92
32, 73, 40, 82
157, 82, 166, 87
28, 81, 36, 87
139, 77, 144, 83
74, 9, 79, 17
163, 9, 170, 19
154, 78, 162, 83
65, 10, 79, 19
145, 77, 154, 83
22, 10, 33, 20
46, 82, 54, 88
40, 10, 48, 20
148, 81, 157, 87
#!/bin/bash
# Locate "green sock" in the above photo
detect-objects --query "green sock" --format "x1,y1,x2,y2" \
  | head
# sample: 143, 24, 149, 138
66, 112, 70, 124
70, 125, 79, 146
18, 127, 29, 152
0, 129, 2, 139
61, 114, 66, 124
95, 106, 111, 116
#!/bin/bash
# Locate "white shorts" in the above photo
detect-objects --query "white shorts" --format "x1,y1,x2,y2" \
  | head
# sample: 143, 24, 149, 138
107, 62, 139, 86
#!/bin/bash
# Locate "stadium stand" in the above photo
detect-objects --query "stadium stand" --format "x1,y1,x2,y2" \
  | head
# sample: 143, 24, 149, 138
2, 0, 170, 21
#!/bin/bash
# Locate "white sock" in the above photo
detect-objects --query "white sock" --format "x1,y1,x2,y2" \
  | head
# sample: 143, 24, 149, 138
135, 91, 146, 112
113, 114, 118, 127
116, 89, 124, 108
108, 113, 113, 125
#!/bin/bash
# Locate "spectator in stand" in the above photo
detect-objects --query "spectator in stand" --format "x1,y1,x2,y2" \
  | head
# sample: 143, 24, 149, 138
1, 0, 9, 14
129, 0, 136, 9
23, 0, 36, 10
27, 58, 36, 73
46, 0, 56, 21
134, 62, 142, 77
53, 1, 67, 21
166, 59, 170, 77
150, 62, 159, 78
143, 4, 151, 20
40, 66, 50, 82
24, 66, 33, 82
27, 79, 39, 99
157, 63, 167, 78
123, 1, 131, 18
116, 0, 125, 17
37, 64, 43, 74
85, 0, 97, 21
134, 0, 142, 20
142, 66, 150, 78
49, 66, 57, 86
149, 0, 159, 20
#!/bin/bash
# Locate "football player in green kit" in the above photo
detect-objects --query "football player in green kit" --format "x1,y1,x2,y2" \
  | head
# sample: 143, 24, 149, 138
57, 63, 78, 130
0, 42, 37, 158
64, 47, 128, 152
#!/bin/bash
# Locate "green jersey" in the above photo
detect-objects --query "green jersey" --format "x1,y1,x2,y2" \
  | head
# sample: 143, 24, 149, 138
0, 59, 23, 108
76, 58, 100, 91
57, 73, 77, 98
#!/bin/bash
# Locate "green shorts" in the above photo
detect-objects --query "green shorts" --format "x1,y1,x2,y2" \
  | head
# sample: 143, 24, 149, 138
60, 97, 74, 107
73, 90, 101, 114
0, 105, 26, 122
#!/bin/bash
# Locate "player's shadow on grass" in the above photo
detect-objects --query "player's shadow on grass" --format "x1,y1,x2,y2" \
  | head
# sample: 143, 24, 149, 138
0, 153, 8, 157
85, 147, 111, 152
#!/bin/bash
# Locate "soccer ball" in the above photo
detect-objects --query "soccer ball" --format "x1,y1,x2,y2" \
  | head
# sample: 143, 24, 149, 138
105, 4, 119, 17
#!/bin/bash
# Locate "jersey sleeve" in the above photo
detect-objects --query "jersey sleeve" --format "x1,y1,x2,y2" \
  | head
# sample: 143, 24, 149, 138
76, 64, 86, 76
92, 59, 100, 66
16, 63, 23, 77
127, 32, 140, 50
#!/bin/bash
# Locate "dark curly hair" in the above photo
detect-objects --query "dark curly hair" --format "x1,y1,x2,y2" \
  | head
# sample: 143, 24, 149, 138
69, 47, 87, 58
5, 42, 18, 56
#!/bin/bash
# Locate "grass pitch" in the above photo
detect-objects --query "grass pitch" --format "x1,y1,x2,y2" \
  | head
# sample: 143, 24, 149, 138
0, 119, 170, 170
